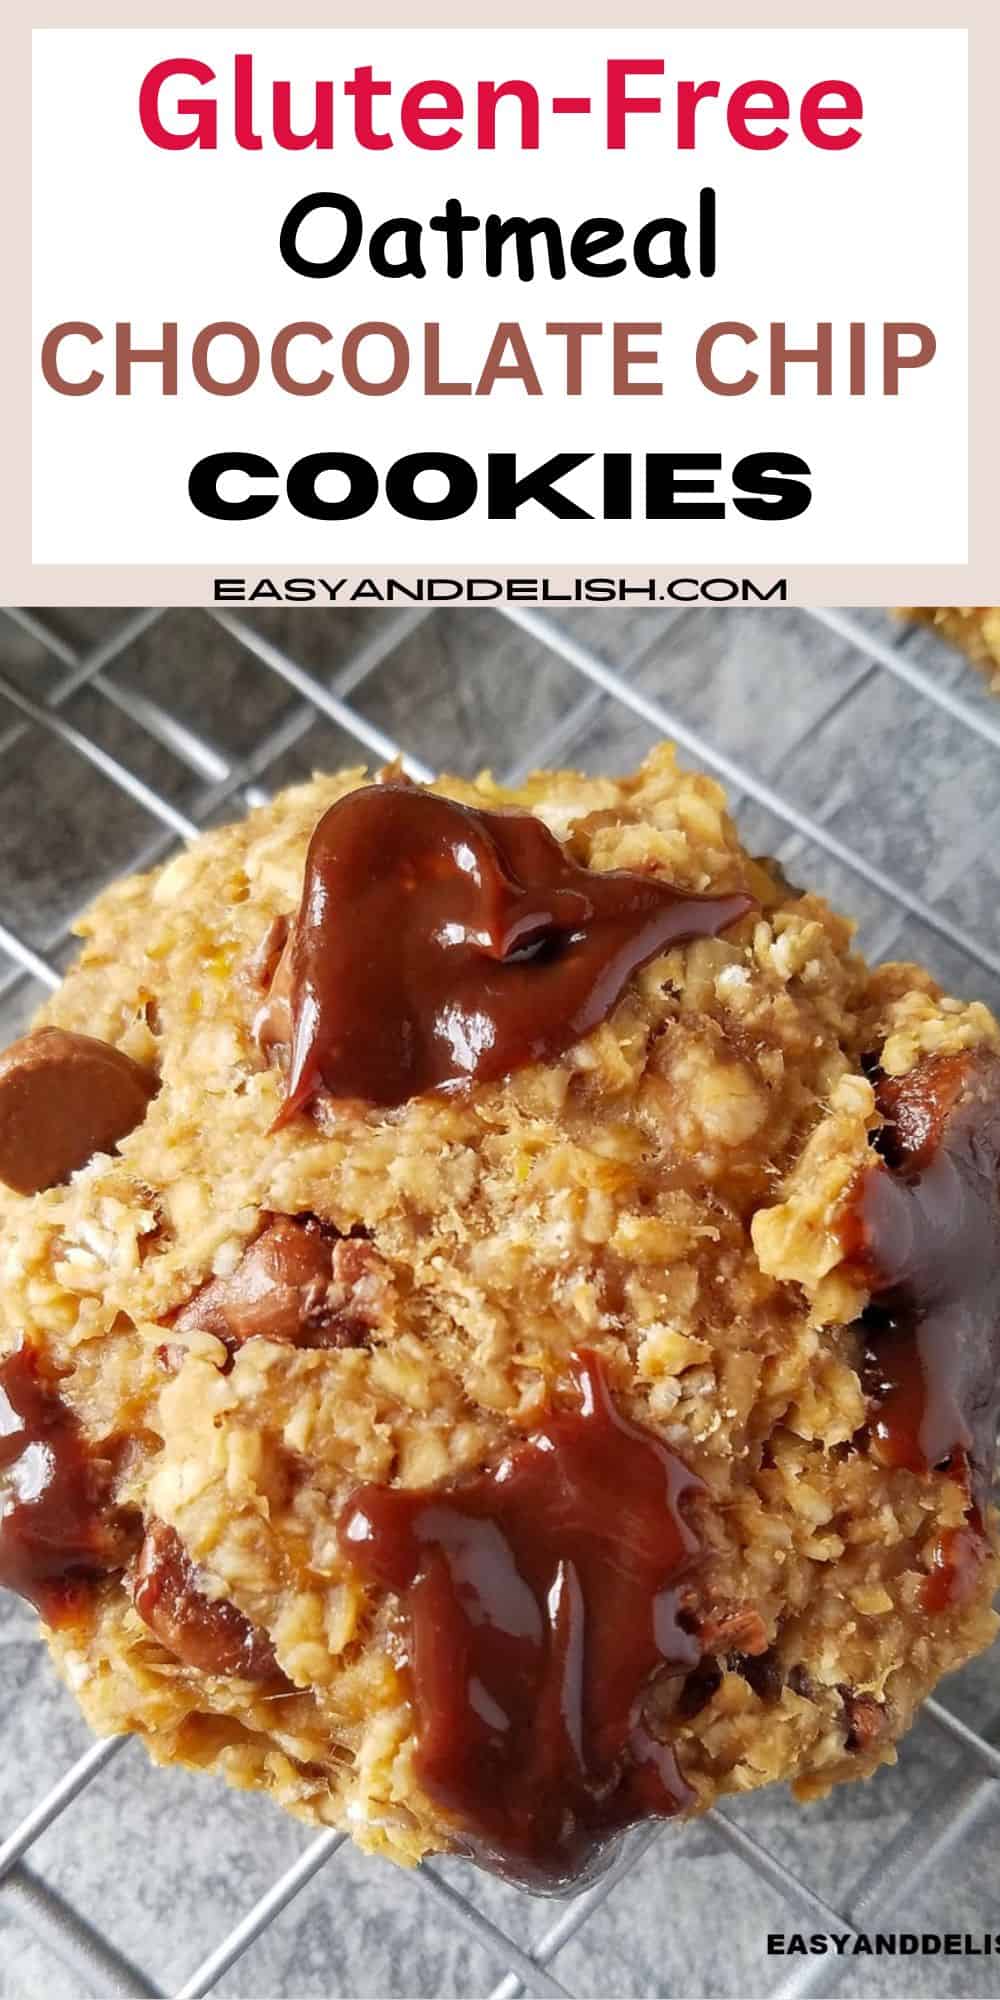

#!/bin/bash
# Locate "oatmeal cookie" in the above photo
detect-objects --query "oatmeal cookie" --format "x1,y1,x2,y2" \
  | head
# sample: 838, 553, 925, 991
1, 746, 998, 1886
903, 607, 1000, 691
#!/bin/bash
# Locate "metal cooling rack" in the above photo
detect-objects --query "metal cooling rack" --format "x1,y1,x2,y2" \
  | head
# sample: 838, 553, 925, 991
0, 602, 999, 2000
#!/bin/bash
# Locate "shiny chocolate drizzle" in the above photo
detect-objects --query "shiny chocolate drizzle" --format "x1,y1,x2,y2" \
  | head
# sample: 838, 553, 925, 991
0, 1346, 136, 1623
267, 785, 751, 1118
339, 1352, 704, 1885
840, 1049, 1000, 1611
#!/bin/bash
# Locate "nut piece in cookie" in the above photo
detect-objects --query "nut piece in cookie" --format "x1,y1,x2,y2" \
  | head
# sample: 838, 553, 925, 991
132, 1519, 283, 1681
0, 1027, 157, 1195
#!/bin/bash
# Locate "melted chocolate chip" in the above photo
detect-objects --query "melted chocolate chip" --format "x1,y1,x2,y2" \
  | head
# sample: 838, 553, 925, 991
841, 1690, 888, 1754
922, 1512, 991, 1616
339, 1351, 705, 1886
0, 1346, 138, 1623
840, 1050, 1000, 1502
175, 1216, 384, 1355
786, 1664, 817, 1702
266, 785, 752, 1118
675, 1659, 723, 1719
0, 1028, 157, 1197
731, 1646, 784, 1704
132, 1520, 284, 1682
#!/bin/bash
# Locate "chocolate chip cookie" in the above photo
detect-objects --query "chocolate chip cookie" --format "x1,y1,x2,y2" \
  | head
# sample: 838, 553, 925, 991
1, 747, 997, 1886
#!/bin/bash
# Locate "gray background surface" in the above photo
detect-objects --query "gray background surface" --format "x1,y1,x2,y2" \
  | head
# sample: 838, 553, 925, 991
0, 604, 999, 2000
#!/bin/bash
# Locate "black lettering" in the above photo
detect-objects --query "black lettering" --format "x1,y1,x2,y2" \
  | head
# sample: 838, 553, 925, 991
646, 453, 724, 519
429, 197, 483, 277
385, 453, 477, 519
633, 218, 690, 278
488, 452, 591, 518
602, 453, 632, 519
569, 219, 626, 277
732, 451, 812, 521
287, 452, 378, 519
370, 216, 426, 278
279, 192, 363, 277
189, 453, 277, 521
699, 187, 717, 276
484, 215, 566, 280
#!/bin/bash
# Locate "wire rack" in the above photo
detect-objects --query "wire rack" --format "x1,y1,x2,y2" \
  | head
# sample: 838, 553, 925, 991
1, 601, 999, 2000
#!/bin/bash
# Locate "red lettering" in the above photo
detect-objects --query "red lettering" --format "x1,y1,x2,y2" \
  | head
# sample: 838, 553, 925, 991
476, 79, 540, 150
138, 58, 217, 150
344, 63, 392, 150
606, 59, 664, 149
727, 80, 790, 150
233, 52, 262, 150
676, 79, 720, 148
401, 81, 463, 149
800, 80, 864, 150
273, 80, 334, 150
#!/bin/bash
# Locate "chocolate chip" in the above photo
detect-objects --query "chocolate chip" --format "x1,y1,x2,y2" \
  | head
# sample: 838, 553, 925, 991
841, 1689, 887, 1753
786, 1664, 818, 1702
839, 1049, 1000, 1502
267, 784, 751, 1118
338, 1350, 703, 1884
132, 1520, 284, 1682
730, 1646, 784, 1703
675, 1660, 723, 1718
0, 1028, 157, 1196
0, 1345, 140, 1624
175, 1215, 391, 1354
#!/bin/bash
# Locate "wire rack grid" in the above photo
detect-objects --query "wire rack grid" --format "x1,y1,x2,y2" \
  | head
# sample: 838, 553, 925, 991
0, 600, 999, 2000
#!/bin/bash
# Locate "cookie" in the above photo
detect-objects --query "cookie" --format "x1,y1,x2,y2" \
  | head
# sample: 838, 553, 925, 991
1, 747, 998, 1887
903, 607, 1000, 691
